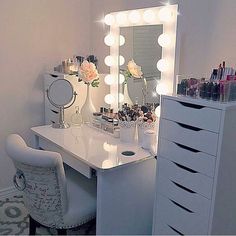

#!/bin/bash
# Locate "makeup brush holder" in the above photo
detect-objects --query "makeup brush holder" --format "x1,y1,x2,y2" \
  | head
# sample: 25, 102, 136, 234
119, 121, 136, 143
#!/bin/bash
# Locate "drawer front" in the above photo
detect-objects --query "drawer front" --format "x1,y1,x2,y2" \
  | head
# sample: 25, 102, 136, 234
158, 157, 213, 199
157, 175, 211, 219
155, 193, 209, 235
38, 137, 92, 178
160, 119, 219, 156
159, 138, 216, 177
162, 98, 221, 133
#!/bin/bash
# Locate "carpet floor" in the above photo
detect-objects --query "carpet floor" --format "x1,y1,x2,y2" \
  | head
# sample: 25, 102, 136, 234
0, 195, 96, 235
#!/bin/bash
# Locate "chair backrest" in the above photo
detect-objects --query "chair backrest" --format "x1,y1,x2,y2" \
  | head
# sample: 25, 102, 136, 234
5, 134, 68, 228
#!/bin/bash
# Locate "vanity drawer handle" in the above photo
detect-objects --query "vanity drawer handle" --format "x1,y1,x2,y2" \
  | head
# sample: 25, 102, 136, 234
170, 199, 194, 213
174, 142, 200, 153
173, 162, 198, 174
51, 109, 59, 114
171, 180, 196, 194
178, 101, 205, 110
176, 122, 202, 131
168, 225, 184, 235
49, 74, 59, 78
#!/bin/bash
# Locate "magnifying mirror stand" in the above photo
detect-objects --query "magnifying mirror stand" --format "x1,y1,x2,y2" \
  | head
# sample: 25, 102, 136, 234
47, 90, 77, 129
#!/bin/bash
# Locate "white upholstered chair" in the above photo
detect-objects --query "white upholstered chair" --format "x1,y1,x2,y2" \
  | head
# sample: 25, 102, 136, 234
5, 134, 96, 235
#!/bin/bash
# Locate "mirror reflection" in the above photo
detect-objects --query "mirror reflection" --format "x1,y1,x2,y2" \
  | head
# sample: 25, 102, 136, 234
119, 25, 163, 106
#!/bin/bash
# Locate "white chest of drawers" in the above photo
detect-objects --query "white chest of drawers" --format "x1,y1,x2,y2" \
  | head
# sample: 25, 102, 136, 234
153, 95, 236, 235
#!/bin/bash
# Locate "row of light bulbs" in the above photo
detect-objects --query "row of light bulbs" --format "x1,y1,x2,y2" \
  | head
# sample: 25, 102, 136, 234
104, 7, 173, 26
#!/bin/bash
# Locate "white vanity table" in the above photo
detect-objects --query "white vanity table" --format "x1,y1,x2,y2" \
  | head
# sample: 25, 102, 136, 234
31, 125, 156, 235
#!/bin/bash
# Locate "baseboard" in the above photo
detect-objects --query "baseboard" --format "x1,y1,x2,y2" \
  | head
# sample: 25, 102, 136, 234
0, 186, 19, 200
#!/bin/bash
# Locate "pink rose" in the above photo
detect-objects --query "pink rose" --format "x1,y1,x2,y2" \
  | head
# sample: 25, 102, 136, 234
79, 60, 99, 83
127, 60, 143, 79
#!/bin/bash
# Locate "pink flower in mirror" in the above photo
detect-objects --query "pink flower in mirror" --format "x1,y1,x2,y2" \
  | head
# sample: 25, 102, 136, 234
127, 59, 143, 79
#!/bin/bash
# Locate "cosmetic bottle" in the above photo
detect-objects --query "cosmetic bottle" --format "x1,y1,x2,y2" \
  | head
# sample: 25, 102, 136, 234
71, 106, 82, 126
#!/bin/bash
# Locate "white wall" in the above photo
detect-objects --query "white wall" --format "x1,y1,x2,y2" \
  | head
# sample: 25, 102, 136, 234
204, 0, 236, 72
0, 0, 91, 190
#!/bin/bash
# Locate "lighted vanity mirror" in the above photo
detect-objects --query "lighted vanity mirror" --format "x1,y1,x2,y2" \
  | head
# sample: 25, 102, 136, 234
119, 25, 163, 105
103, 4, 179, 111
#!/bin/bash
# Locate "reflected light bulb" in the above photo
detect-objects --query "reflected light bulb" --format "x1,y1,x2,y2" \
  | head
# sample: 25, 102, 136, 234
119, 93, 125, 103
157, 59, 169, 72
158, 34, 171, 48
120, 35, 125, 46
116, 12, 128, 25
104, 75, 115, 85
119, 56, 125, 66
102, 159, 114, 169
143, 9, 156, 23
104, 94, 115, 104
104, 34, 115, 46
158, 7, 173, 22
129, 10, 141, 24
156, 82, 168, 95
119, 74, 125, 84
104, 14, 115, 25
104, 56, 114, 67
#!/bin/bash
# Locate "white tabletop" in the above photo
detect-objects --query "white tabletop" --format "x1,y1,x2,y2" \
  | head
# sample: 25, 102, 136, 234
31, 125, 154, 170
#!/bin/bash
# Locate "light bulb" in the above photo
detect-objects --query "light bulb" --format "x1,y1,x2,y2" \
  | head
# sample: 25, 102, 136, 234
119, 74, 125, 84
116, 12, 128, 25
158, 34, 171, 48
104, 75, 115, 85
104, 14, 115, 25
143, 9, 156, 23
120, 35, 125, 46
104, 34, 115, 46
129, 10, 141, 24
104, 56, 114, 67
119, 56, 125, 66
156, 82, 168, 95
119, 93, 124, 103
155, 106, 161, 117
157, 59, 169, 72
158, 7, 173, 22
104, 94, 115, 104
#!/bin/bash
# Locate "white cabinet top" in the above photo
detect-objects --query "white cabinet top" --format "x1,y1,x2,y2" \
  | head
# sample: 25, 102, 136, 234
163, 95, 236, 110
31, 125, 153, 171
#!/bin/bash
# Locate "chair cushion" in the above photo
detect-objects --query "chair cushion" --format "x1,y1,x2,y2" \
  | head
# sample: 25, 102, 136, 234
63, 166, 97, 228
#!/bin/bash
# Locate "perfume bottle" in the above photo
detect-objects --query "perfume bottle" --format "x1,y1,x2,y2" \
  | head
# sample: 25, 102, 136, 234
71, 106, 82, 126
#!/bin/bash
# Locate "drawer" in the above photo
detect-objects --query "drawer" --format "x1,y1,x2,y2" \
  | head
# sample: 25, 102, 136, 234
158, 157, 213, 199
157, 175, 211, 219
155, 193, 209, 235
159, 138, 216, 177
160, 119, 219, 156
38, 137, 92, 178
162, 98, 221, 133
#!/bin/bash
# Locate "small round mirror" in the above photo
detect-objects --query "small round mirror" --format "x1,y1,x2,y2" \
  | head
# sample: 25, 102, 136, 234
48, 79, 74, 106
47, 79, 77, 129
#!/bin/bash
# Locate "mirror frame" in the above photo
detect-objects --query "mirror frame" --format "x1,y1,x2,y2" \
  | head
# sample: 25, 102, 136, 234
103, 4, 179, 111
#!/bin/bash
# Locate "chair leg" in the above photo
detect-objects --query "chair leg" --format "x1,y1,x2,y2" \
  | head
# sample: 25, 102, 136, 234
29, 216, 38, 235
57, 229, 67, 235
